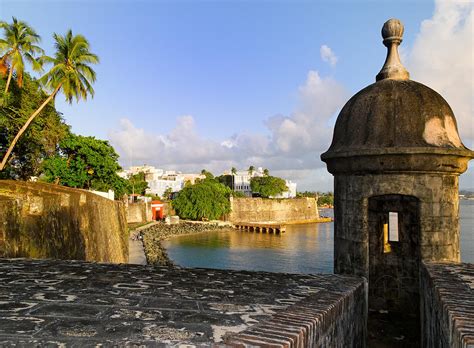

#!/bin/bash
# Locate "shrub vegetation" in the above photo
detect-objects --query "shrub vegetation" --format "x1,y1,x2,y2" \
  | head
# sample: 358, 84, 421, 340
250, 176, 287, 198
172, 178, 232, 220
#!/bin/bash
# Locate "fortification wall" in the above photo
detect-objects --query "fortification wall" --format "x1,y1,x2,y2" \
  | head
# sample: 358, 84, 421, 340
126, 202, 152, 224
421, 262, 474, 347
0, 180, 128, 263
229, 197, 319, 222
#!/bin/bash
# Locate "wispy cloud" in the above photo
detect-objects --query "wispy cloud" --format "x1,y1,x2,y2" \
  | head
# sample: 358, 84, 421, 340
408, 0, 473, 147
320, 44, 338, 67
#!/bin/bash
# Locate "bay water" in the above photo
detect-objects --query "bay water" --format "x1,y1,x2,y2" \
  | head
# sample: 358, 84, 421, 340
164, 200, 474, 274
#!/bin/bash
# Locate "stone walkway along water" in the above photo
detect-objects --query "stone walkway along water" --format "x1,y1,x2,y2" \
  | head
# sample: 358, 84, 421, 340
128, 222, 158, 265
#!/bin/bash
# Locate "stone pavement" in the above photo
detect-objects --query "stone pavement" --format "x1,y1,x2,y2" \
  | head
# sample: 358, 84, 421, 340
0, 258, 365, 346
128, 222, 156, 265
128, 238, 147, 265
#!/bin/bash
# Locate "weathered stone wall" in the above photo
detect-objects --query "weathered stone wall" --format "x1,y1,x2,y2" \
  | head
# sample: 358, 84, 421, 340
333, 173, 459, 315
229, 197, 319, 222
126, 202, 151, 224
0, 180, 128, 263
421, 262, 474, 347
226, 275, 367, 347
334, 173, 459, 278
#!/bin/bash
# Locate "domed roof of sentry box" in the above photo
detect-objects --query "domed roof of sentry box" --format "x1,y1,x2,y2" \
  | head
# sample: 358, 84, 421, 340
321, 19, 474, 175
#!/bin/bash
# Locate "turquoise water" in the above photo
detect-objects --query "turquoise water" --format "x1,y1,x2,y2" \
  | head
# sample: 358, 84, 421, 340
460, 200, 474, 263
164, 201, 474, 274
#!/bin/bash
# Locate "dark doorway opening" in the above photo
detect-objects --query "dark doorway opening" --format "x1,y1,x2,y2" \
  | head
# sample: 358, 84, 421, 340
367, 194, 421, 347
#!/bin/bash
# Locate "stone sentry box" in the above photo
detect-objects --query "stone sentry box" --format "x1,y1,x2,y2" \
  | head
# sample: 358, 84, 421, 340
321, 18, 473, 317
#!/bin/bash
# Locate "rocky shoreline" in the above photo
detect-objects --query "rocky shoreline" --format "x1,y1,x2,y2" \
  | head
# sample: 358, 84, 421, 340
138, 222, 227, 266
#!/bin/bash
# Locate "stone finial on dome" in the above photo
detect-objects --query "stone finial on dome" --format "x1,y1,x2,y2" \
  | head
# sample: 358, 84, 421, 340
376, 18, 410, 81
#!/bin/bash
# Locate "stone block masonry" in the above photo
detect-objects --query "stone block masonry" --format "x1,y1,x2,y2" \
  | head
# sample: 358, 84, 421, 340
230, 197, 319, 223
421, 262, 474, 347
0, 180, 128, 263
0, 258, 366, 346
126, 201, 152, 224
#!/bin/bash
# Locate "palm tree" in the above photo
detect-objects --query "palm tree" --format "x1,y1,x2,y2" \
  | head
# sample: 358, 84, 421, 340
230, 167, 237, 190
248, 165, 255, 176
0, 30, 99, 171
0, 17, 44, 94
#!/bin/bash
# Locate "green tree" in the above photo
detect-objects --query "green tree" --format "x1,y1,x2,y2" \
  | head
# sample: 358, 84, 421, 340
0, 72, 69, 180
250, 176, 288, 198
231, 190, 246, 198
42, 133, 127, 197
200, 169, 214, 180
0, 17, 44, 95
263, 168, 269, 176
296, 191, 318, 198
163, 187, 173, 201
41, 154, 88, 188
317, 192, 334, 207
216, 174, 245, 197
127, 171, 148, 195
172, 178, 231, 220
248, 165, 255, 176
216, 174, 232, 187
0, 29, 99, 172
295, 191, 333, 206
230, 167, 237, 191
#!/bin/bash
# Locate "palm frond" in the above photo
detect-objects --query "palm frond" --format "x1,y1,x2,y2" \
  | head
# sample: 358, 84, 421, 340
0, 17, 44, 90
44, 30, 98, 103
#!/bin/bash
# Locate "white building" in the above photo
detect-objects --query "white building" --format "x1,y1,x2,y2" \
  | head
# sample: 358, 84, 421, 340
118, 165, 205, 198
147, 176, 184, 197
118, 165, 163, 180
225, 167, 297, 198
223, 167, 265, 197
272, 180, 297, 198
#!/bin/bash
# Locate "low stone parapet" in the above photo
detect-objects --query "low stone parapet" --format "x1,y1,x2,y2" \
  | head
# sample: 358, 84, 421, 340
225, 276, 367, 347
421, 262, 474, 347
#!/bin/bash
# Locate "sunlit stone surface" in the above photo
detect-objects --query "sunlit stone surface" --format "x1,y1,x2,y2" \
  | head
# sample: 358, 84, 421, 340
0, 258, 365, 346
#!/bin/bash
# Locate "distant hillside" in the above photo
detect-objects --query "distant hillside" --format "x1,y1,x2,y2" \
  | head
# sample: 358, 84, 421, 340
460, 189, 474, 198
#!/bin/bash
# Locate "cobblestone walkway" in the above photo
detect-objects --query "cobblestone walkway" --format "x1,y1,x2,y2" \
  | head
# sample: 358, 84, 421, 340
0, 258, 363, 346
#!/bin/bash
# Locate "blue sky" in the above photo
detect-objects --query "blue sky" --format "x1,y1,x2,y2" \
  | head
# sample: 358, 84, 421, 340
1, 0, 473, 191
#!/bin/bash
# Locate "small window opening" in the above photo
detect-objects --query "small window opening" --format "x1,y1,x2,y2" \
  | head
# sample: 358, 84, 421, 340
383, 212, 399, 253
388, 212, 399, 242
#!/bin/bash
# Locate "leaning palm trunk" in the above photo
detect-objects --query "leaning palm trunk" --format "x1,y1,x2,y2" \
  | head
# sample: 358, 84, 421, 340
4, 65, 13, 94
0, 83, 61, 171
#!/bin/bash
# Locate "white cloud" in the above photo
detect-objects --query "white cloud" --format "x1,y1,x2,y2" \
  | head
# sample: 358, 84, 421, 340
320, 44, 338, 67
408, 0, 473, 146
266, 70, 347, 156
109, 115, 233, 168
108, 70, 347, 191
